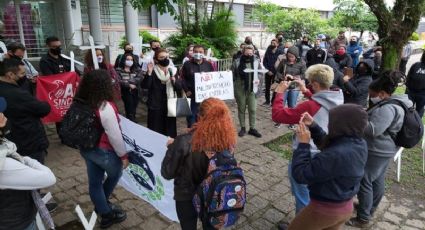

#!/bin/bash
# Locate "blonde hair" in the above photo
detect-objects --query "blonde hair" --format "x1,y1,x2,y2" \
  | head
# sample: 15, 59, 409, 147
305, 64, 334, 89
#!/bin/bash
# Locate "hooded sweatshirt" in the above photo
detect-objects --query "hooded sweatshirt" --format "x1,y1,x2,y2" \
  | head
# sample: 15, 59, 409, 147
365, 94, 413, 157
292, 104, 368, 202
347, 40, 363, 68
343, 59, 374, 107
275, 46, 307, 81
272, 88, 344, 155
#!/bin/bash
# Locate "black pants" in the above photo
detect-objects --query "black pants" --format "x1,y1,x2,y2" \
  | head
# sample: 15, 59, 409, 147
399, 58, 409, 74
264, 74, 274, 103
147, 108, 177, 138
121, 88, 139, 121
408, 92, 425, 118
175, 200, 214, 230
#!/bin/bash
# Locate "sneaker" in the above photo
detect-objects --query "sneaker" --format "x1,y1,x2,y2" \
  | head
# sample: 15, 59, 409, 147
346, 217, 371, 228
248, 128, 262, 138
46, 202, 58, 213
238, 127, 246, 137
274, 123, 281, 128
100, 209, 127, 229
262, 101, 270, 106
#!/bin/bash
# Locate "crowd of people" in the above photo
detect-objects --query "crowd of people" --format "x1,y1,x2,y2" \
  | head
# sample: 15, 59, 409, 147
0, 27, 424, 230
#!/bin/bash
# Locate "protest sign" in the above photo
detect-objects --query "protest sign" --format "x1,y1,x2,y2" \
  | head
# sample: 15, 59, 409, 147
194, 71, 234, 103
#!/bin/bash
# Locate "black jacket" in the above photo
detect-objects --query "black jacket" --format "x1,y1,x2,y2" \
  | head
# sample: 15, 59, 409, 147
114, 53, 140, 69
0, 189, 36, 230
263, 46, 283, 74
161, 133, 209, 201
140, 70, 174, 111
306, 47, 327, 67
39, 53, 72, 76
334, 54, 353, 71
406, 62, 425, 91
0, 81, 51, 154
180, 60, 214, 99
342, 59, 374, 107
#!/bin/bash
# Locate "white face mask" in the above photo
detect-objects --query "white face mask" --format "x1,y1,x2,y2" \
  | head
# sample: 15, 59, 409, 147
125, 60, 133, 67
193, 53, 204, 60
370, 96, 382, 104
97, 55, 103, 63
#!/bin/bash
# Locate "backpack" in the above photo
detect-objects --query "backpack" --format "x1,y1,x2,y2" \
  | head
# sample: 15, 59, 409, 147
193, 150, 246, 229
379, 99, 423, 148
59, 98, 103, 150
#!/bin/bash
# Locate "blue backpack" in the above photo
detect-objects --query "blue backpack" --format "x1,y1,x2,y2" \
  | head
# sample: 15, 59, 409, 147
193, 150, 246, 229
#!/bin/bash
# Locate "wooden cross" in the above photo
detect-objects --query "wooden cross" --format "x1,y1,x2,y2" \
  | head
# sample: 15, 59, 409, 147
205, 48, 218, 62
61, 51, 84, 72
131, 36, 151, 66
79, 35, 105, 70
243, 59, 268, 93
35, 192, 52, 230
75, 205, 97, 230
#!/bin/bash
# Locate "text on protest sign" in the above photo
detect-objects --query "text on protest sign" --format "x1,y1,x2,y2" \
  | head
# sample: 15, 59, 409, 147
195, 71, 234, 103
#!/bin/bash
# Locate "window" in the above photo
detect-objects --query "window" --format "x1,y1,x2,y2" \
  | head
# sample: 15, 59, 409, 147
80, 0, 124, 26
243, 5, 263, 28
138, 7, 151, 27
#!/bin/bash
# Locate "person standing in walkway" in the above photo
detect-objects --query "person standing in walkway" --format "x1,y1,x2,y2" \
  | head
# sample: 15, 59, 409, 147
161, 98, 236, 230
114, 43, 140, 69
288, 104, 368, 230
75, 69, 129, 229
232, 45, 262, 138
334, 46, 353, 72
399, 41, 412, 74
347, 36, 363, 68
141, 48, 177, 137
263, 39, 284, 106
298, 36, 312, 61
405, 51, 425, 117
342, 59, 374, 108
329, 31, 348, 55
180, 45, 214, 128
272, 64, 344, 214
306, 38, 327, 68
347, 71, 412, 228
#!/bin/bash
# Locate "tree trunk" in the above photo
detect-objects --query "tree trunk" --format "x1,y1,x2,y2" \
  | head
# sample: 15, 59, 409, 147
225, 0, 234, 21
210, 0, 217, 21
194, 0, 200, 34
381, 41, 401, 71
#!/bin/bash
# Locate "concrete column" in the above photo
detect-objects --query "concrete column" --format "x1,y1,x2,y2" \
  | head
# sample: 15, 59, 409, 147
62, 0, 75, 47
72, 0, 83, 46
123, 0, 139, 54
87, 0, 103, 45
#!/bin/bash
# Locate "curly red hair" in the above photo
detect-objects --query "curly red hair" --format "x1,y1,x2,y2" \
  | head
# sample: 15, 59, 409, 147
191, 98, 237, 153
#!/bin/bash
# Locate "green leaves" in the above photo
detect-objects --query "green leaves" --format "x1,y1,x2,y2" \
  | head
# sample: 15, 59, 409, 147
129, 0, 177, 16
332, 0, 378, 32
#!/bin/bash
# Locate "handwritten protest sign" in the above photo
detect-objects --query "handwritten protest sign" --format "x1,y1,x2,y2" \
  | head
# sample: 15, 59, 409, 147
194, 71, 234, 103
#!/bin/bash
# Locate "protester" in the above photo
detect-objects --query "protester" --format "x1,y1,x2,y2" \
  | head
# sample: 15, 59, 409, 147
275, 46, 307, 128
84, 48, 121, 101
161, 97, 237, 230
306, 38, 327, 67
182, 44, 194, 64
0, 97, 57, 230
347, 36, 363, 68
272, 64, 344, 215
274, 42, 294, 70
342, 59, 374, 108
348, 71, 412, 227
6, 42, 38, 94
114, 43, 140, 69
179, 45, 214, 128
233, 43, 246, 61
406, 51, 425, 117
74, 69, 129, 228
244, 36, 260, 58
287, 104, 368, 230
141, 48, 177, 137
400, 41, 413, 74
232, 45, 262, 138
39, 36, 75, 75
276, 32, 285, 50
298, 36, 312, 61
330, 31, 348, 55
263, 39, 284, 105
324, 56, 345, 89
334, 46, 353, 71
115, 53, 142, 121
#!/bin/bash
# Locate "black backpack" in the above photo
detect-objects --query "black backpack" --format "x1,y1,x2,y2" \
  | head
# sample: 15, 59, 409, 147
59, 98, 103, 150
378, 99, 423, 148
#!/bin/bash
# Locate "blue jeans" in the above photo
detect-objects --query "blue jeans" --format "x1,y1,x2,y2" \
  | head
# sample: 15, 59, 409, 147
23, 220, 36, 230
186, 99, 199, 128
283, 90, 300, 108
288, 161, 310, 214
80, 148, 123, 214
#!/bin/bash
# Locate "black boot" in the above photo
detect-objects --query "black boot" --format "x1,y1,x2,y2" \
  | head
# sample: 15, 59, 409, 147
238, 127, 246, 137
100, 209, 127, 229
248, 128, 262, 138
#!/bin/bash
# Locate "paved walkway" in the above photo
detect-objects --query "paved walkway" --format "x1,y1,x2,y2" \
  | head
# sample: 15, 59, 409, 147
46, 55, 425, 229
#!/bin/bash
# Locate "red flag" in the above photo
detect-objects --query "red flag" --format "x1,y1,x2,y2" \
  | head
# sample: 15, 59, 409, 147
36, 72, 80, 123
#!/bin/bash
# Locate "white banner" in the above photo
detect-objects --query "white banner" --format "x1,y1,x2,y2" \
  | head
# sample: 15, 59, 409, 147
195, 71, 234, 103
118, 115, 178, 222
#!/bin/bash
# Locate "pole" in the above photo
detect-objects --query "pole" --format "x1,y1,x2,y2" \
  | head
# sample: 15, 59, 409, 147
62, 0, 75, 47
87, 0, 103, 45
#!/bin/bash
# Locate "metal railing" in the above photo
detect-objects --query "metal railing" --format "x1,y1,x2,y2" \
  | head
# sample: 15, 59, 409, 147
216, 58, 233, 71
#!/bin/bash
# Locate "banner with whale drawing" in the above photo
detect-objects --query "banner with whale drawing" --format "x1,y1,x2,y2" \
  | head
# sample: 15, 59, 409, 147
118, 115, 178, 222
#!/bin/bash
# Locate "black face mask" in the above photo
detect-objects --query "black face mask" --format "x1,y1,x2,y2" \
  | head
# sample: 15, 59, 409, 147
277, 37, 283, 42
245, 40, 252, 45
157, 58, 170, 67
241, 55, 254, 62
16, 77, 26, 86
357, 67, 368, 75
50, 47, 61, 55
350, 41, 357, 45
0, 120, 11, 138
302, 41, 309, 45
152, 47, 160, 52
124, 49, 133, 54
10, 55, 22, 61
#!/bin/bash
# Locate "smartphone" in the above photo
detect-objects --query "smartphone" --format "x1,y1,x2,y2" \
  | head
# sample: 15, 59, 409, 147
343, 67, 354, 78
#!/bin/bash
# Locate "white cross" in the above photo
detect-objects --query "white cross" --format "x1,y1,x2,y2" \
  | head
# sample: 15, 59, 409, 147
75, 205, 97, 230
243, 59, 268, 93
61, 51, 84, 72
205, 48, 218, 62
79, 35, 105, 70
35, 192, 52, 230
0, 41, 7, 54
131, 36, 151, 66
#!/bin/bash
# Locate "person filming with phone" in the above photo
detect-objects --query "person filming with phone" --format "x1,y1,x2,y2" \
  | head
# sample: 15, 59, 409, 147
341, 59, 374, 108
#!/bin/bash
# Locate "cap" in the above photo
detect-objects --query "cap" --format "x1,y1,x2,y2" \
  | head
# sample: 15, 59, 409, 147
0, 97, 6, 113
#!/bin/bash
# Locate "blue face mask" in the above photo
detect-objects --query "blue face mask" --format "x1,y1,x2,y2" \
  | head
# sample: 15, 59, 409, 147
320, 42, 326, 49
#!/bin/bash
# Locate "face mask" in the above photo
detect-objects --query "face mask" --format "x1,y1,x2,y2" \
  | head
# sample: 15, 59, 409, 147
50, 47, 61, 55
193, 53, 204, 60
245, 40, 252, 45
350, 41, 357, 45
278, 37, 283, 42
125, 60, 133, 67
0, 120, 11, 138
11, 54, 23, 61
358, 67, 368, 75
97, 55, 103, 63
283, 48, 288, 54
157, 58, 170, 67
271, 44, 277, 48
370, 96, 382, 104
302, 41, 309, 45
242, 55, 253, 62
336, 49, 346, 56
124, 49, 133, 54
16, 76, 26, 86
152, 47, 160, 52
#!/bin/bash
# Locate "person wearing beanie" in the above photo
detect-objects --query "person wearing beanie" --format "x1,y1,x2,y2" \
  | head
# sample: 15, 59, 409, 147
161, 98, 237, 229
272, 64, 344, 215
286, 104, 368, 230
